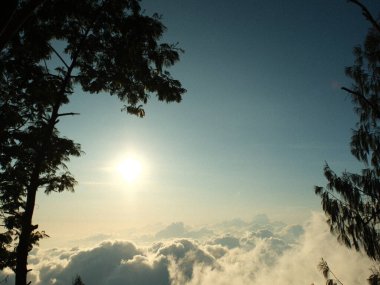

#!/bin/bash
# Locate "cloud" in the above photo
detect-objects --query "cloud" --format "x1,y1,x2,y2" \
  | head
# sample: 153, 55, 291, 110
155, 222, 187, 239
154, 222, 213, 240
254, 229, 274, 239
215, 218, 249, 229
187, 213, 375, 285
204, 245, 228, 259
156, 239, 217, 284
209, 235, 240, 249
1, 213, 376, 285
34, 239, 217, 285
278, 224, 304, 243
252, 213, 374, 284
75, 233, 113, 244
39, 241, 141, 285
251, 213, 270, 225
105, 255, 170, 285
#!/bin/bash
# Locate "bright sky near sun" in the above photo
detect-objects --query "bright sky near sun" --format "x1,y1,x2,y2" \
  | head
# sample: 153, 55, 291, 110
33, 0, 380, 245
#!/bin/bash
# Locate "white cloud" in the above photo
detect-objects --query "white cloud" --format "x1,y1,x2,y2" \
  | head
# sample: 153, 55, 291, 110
39, 241, 141, 285
209, 235, 240, 249
154, 222, 213, 240
1, 213, 377, 285
252, 213, 375, 284
156, 239, 216, 284
188, 213, 375, 285
106, 255, 170, 285
155, 223, 187, 239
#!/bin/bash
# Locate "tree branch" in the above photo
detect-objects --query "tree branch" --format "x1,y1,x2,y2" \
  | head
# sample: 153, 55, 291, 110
341, 86, 380, 118
57, 112, 80, 117
330, 270, 344, 285
0, 0, 47, 51
47, 43, 70, 70
348, 0, 380, 34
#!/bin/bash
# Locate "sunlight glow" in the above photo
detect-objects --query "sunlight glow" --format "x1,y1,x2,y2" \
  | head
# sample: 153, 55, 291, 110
117, 158, 142, 182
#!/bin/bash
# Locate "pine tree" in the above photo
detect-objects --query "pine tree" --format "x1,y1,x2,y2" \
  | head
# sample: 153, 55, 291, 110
315, 0, 380, 261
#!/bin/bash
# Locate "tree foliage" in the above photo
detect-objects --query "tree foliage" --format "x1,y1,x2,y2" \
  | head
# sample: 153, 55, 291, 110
368, 268, 380, 285
0, 1, 185, 284
317, 258, 343, 285
72, 275, 85, 285
316, 258, 380, 285
315, 0, 380, 261
0, 0, 45, 51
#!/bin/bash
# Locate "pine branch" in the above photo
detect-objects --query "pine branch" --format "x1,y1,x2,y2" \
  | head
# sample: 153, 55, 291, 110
341, 86, 380, 118
348, 0, 380, 34
318, 258, 344, 285
57, 112, 80, 117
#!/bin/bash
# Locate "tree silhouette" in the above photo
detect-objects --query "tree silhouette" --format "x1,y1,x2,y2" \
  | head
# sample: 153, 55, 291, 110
368, 268, 380, 285
315, 0, 380, 261
72, 275, 85, 285
0, 1, 186, 285
317, 258, 380, 285
0, 0, 46, 51
317, 258, 343, 285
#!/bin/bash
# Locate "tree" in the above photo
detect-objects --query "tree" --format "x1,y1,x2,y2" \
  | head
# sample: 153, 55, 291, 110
0, 1, 186, 285
317, 258, 343, 285
0, 0, 46, 51
315, 0, 380, 261
72, 275, 85, 285
316, 258, 380, 285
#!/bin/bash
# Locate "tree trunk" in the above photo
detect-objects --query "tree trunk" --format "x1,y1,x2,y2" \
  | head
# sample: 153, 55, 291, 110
13, 25, 80, 285
14, 104, 60, 285
15, 183, 38, 285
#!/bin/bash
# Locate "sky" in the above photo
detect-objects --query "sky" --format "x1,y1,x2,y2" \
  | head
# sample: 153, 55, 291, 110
28, 0, 380, 251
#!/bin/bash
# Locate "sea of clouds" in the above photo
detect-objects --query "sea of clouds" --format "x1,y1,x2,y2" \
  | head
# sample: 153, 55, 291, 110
0, 213, 376, 285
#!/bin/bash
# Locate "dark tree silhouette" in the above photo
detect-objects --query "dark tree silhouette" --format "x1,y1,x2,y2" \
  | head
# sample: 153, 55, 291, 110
317, 258, 343, 285
315, 0, 380, 261
317, 258, 380, 284
0, 0, 46, 51
72, 275, 85, 285
368, 269, 380, 285
0, 1, 186, 285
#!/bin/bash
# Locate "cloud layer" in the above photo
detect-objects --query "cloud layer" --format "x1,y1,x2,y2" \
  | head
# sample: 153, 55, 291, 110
1, 213, 376, 285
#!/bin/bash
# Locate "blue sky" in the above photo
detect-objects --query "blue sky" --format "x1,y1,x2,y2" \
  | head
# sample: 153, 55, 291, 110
34, 0, 380, 243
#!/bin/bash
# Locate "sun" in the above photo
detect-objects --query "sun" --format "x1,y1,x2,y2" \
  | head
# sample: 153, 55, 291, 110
117, 158, 142, 182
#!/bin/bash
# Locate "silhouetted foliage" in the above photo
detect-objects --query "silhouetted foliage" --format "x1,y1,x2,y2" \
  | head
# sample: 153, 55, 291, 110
0, 0, 45, 51
317, 258, 380, 285
72, 275, 85, 285
0, 1, 185, 285
368, 267, 380, 285
317, 258, 343, 285
315, 0, 380, 261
